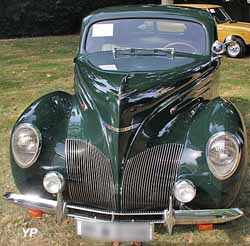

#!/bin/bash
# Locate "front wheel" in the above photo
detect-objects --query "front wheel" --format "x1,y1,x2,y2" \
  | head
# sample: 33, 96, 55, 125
226, 37, 246, 58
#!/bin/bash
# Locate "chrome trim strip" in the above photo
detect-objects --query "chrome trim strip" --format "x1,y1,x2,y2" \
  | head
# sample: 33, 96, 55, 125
4, 192, 243, 230
103, 122, 141, 133
67, 204, 164, 216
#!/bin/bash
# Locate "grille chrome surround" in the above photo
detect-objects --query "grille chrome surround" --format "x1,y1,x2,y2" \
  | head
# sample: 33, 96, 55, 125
121, 144, 184, 210
65, 139, 116, 209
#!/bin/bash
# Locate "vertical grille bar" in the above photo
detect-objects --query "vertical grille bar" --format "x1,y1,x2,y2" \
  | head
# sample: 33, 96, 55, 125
65, 139, 116, 209
121, 144, 184, 211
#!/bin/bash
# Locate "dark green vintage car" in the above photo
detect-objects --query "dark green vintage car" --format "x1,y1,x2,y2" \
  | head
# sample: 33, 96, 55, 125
4, 5, 248, 242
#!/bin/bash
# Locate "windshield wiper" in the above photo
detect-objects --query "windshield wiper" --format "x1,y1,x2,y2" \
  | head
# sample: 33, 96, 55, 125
113, 47, 175, 59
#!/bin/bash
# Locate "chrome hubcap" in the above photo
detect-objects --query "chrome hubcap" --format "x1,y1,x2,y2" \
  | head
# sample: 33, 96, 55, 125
227, 42, 241, 57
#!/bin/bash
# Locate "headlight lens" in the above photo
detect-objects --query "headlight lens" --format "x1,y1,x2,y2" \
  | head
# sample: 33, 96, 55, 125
206, 132, 241, 180
43, 172, 65, 194
12, 123, 41, 168
174, 180, 196, 203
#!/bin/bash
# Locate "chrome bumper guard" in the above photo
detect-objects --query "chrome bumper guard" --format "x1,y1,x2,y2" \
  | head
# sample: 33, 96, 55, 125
4, 192, 243, 235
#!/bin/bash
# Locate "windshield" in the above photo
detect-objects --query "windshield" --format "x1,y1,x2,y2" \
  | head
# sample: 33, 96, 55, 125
85, 19, 207, 55
208, 8, 232, 24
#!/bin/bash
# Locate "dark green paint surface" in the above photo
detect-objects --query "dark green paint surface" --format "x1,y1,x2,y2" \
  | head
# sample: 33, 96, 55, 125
9, 5, 247, 212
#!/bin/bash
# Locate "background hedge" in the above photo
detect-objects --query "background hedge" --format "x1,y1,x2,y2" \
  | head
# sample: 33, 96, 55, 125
1, 0, 249, 39
0, 0, 160, 38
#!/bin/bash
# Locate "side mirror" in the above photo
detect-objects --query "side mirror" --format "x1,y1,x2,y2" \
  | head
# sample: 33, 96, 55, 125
211, 40, 226, 56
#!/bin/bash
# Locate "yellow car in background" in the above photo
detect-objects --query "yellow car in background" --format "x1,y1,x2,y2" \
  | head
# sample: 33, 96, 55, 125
177, 4, 250, 58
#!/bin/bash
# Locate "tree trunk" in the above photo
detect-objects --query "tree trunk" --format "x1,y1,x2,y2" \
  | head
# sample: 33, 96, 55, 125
161, 0, 174, 5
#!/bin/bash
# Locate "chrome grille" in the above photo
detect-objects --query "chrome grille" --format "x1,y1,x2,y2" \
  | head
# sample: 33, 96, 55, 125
121, 144, 184, 211
65, 139, 116, 209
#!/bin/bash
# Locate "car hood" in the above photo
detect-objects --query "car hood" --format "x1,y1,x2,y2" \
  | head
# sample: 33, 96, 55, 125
75, 52, 211, 130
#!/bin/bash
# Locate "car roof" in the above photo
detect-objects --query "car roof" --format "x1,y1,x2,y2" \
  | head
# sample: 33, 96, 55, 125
85, 4, 215, 28
175, 4, 222, 9
90, 4, 210, 16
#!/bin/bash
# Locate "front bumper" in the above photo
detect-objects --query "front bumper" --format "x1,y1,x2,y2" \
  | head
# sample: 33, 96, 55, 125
4, 192, 243, 240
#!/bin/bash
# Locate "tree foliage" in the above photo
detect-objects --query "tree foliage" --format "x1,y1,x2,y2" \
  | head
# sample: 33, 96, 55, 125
0, 0, 160, 38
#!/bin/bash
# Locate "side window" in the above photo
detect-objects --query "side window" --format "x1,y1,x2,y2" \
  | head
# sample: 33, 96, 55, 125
208, 8, 228, 23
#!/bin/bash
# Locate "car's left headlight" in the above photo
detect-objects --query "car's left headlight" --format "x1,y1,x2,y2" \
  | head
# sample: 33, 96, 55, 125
206, 132, 241, 180
12, 123, 42, 168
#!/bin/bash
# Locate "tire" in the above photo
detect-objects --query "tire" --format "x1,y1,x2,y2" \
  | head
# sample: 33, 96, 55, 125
226, 37, 246, 58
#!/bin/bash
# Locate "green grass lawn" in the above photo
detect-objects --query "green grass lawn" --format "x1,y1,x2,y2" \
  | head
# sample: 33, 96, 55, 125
0, 36, 250, 246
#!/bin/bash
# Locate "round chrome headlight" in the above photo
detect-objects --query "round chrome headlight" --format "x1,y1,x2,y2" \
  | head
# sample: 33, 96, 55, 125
12, 123, 41, 168
174, 180, 196, 203
206, 132, 241, 180
43, 172, 65, 194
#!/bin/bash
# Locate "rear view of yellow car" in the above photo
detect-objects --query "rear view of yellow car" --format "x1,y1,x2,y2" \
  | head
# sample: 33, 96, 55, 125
177, 4, 250, 58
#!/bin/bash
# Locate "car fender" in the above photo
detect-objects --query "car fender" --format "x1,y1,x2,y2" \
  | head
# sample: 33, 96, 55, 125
10, 91, 73, 198
179, 97, 247, 208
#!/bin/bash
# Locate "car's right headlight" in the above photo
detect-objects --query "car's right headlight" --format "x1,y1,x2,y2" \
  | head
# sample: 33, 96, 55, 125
12, 123, 42, 168
206, 132, 241, 180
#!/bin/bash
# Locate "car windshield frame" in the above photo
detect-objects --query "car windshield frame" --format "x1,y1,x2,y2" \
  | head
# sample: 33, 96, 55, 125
208, 7, 233, 24
81, 18, 209, 56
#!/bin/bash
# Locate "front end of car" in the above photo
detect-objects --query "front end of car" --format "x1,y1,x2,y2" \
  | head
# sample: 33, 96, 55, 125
4, 90, 247, 241
3, 5, 248, 242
